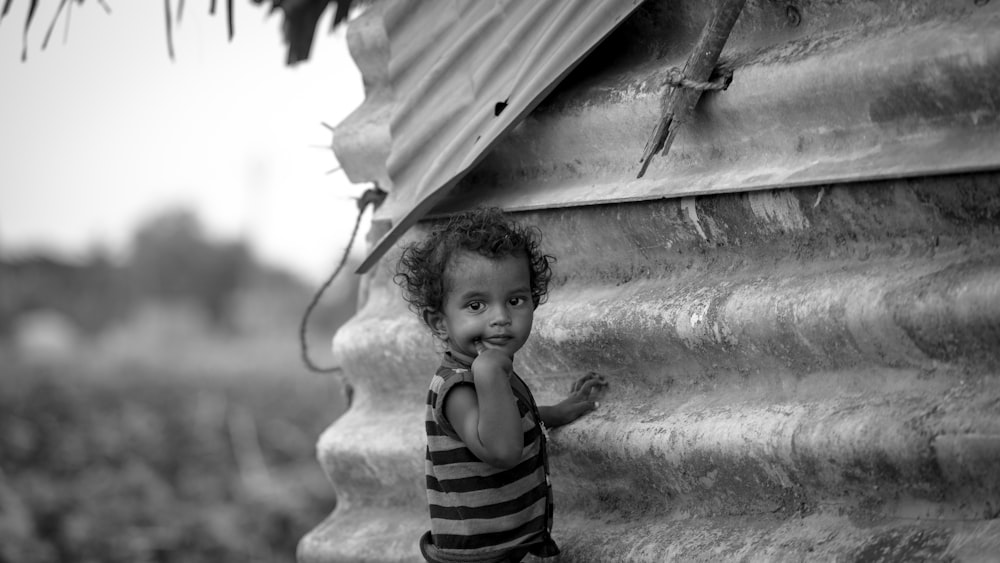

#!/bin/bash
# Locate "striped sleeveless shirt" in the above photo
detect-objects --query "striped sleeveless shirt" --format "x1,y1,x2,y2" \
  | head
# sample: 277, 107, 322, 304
421, 353, 559, 562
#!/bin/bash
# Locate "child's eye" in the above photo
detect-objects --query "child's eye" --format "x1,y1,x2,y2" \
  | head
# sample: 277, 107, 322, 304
466, 301, 484, 312
509, 296, 527, 307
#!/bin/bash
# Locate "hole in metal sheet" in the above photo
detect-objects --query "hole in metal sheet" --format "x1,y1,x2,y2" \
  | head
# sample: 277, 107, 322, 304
786, 5, 802, 27
494, 99, 509, 116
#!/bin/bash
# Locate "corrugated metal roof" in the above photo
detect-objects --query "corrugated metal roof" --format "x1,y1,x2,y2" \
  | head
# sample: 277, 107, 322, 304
333, 0, 645, 272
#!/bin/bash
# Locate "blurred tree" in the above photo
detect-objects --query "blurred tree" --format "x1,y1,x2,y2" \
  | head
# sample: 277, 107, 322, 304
0, 252, 130, 338
128, 208, 251, 329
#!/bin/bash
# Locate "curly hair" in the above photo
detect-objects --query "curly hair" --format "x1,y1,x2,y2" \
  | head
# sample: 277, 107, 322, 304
395, 207, 554, 322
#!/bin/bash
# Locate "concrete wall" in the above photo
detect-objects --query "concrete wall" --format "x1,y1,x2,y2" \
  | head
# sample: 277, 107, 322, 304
300, 1, 1000, 560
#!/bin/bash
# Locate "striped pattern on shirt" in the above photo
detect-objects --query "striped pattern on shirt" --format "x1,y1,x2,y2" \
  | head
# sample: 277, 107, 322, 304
423, 354, 555, 559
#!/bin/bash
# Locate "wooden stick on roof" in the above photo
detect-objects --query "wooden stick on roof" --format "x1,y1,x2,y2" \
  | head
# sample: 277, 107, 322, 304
637, 0, 747, 178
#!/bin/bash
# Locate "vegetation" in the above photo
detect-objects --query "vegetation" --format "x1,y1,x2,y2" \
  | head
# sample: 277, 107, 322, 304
3, 0, 369, 557
128, 209, 251, 330
2, 0, 360, 64
0, 359, 344, 563
0, 208, 357, 562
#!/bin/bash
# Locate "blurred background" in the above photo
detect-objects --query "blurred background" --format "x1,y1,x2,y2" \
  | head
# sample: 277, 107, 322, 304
1, 2, 365, 561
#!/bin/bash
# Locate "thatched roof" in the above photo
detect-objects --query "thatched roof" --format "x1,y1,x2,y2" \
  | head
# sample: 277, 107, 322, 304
1, 0, 360, 64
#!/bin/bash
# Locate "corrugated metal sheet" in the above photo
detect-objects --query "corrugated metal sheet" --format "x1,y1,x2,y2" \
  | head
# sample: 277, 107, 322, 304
302, 1, 1000, 561
433, 8, 1000, 215
299, 174, 1000, 562
333, 0, 645, 272
336, 0, 1000, 273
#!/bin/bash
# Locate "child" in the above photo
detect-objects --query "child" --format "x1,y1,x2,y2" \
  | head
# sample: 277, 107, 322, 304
395, 207, 606, 563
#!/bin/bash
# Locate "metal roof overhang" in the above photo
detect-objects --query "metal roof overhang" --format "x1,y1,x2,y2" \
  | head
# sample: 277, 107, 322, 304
333, 0, 646, 273
333, 0, 1000, 273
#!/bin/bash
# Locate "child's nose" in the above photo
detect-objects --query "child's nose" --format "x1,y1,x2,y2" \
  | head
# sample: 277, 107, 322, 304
490, 307, 512, 326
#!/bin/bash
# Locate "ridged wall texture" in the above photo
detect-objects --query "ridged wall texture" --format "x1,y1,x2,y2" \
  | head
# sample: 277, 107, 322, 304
301, 1, 1000, 561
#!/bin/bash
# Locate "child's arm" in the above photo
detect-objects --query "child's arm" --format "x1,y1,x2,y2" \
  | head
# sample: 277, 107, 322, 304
445, 348, 524, 469
539, 372, 607, 428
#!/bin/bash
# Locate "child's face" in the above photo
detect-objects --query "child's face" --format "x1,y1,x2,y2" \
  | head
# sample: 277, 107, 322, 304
427, 250, 534, 363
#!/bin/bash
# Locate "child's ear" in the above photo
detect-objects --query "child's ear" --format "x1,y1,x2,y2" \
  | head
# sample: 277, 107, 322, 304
423, 309, 448, 340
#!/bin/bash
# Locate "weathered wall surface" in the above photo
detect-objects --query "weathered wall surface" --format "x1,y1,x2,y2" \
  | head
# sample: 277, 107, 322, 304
300, 1, 999, 561
300, 175, 1000, 562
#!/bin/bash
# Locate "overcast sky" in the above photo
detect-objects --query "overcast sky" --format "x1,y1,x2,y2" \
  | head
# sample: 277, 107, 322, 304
0, 1, 365, 282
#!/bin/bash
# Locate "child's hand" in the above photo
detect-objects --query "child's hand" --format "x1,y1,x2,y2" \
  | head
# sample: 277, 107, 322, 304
451, 340, 522, 469
543, 372, 608, 428
472, 341, 513, 383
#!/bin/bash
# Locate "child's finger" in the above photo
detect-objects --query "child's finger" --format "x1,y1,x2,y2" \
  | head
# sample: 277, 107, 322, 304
571, 371, 603, 392
592, 373, 608, 386
576, 399, 600, 417
577, 378, 608, 396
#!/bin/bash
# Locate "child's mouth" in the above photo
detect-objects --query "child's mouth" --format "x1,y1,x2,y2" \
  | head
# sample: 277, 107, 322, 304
481, 335, 512, 346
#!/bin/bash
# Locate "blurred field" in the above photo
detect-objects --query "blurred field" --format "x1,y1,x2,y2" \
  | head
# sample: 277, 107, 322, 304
0, 263, 354, 563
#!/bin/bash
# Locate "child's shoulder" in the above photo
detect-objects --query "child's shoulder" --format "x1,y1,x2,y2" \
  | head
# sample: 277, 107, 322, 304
430, 365, 474, 395
434, 354, 473, 380
427, 365, 478, 438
